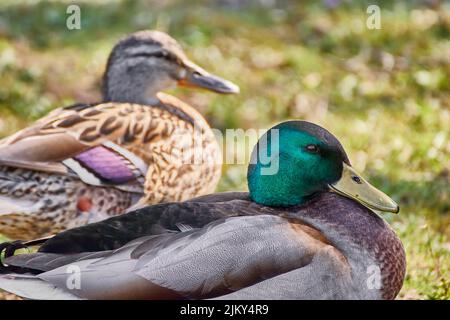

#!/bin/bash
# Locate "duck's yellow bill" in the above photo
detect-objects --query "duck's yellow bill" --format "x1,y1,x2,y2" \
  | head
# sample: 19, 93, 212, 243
329, 163, 399, 213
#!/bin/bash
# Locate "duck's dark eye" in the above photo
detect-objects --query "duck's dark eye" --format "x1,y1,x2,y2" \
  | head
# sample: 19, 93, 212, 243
352, 175, 362, 184
305, 144, 320, 153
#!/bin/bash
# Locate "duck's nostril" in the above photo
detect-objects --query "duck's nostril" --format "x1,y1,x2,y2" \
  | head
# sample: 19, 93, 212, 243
352, 176, 362, 184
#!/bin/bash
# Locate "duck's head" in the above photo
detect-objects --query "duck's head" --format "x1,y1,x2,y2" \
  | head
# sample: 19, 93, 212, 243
103, 30, 239, 104
248, 120, 399, 213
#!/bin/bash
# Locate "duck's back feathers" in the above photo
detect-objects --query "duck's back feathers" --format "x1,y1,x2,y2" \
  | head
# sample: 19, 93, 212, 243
0, 102, 144, 179
37, 194, 251, 254
186, 191, 251, 203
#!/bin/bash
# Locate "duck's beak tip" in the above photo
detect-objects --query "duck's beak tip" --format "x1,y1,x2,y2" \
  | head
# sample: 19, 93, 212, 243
391, 204, 400, 214
374, 195, 400, 214
221, 81, 240, 94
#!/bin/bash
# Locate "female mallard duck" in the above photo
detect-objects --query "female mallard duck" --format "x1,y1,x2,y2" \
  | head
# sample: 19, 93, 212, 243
0, 31, 239, 239
0, 121, 405, 300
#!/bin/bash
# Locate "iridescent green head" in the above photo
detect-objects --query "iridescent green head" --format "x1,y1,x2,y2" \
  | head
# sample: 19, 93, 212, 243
247, 121, 399, 213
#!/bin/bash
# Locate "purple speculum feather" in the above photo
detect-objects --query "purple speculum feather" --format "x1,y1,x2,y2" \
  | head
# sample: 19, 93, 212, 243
74, 146, 136, 184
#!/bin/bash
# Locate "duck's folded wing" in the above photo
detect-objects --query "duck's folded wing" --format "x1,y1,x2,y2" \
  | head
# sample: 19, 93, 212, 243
0, 102, 149, 188
132, 215, 332, 299
0, 132, 88, 173
2, 215, 340, 299
1, 103, 122, 149
0, 103, 132, 171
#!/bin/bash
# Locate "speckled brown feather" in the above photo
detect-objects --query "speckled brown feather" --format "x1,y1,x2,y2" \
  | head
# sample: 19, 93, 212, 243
0, 167, 135, 239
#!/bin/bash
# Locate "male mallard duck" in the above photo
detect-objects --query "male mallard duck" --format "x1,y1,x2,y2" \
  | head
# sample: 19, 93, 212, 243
0, 31, 239, 239
0, 121, 405, 300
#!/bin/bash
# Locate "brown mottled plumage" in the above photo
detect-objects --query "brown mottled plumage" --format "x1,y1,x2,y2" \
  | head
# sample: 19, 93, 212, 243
0, 31, 238, 239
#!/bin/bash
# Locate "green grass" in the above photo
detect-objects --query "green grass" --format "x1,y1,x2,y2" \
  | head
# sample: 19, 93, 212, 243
0, 0, 449, 299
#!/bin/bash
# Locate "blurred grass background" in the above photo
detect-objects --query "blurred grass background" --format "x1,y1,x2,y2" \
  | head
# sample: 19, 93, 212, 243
0, 0, 448, 299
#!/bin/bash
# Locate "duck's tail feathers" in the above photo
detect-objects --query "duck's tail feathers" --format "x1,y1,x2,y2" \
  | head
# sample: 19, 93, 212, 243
0, 273, 81, 300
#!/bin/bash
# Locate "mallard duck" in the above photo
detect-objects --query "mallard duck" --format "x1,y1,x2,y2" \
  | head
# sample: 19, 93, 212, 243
0, 121, 405, 300
0, 31, 239, 239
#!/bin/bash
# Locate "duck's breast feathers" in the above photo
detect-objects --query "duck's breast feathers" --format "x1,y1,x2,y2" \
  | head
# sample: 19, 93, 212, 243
4, 214, 346, 300
287, 192, 406, 299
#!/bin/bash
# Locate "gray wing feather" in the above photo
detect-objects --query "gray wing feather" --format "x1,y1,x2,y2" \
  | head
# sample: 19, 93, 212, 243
39, 256, 181, 299
5, 251, 112, 272
133, 215, 322, 298
4, 235, 158, 272
213, 246, 353, 300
